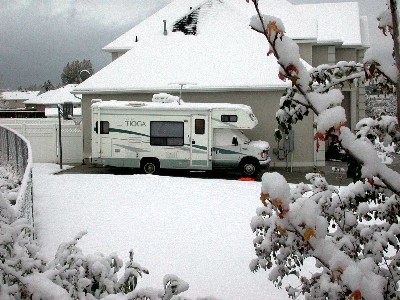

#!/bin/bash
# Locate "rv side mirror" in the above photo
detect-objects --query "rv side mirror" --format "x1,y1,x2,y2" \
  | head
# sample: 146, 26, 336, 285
232, 136, 238, 146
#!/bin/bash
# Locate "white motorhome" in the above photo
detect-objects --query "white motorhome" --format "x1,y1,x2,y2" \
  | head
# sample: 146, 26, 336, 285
91, 94, 270, 176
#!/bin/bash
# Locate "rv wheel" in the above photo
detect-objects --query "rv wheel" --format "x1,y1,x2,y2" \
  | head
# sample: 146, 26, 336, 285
240, 158, 260, 177
141, 159, 159, 175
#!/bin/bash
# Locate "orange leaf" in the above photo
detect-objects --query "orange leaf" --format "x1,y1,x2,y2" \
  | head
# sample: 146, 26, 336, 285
304, 227, 316, 242
267, 21, 284, 35
286, 64, 299, 75
267, 21, 279, 36
277, 225, 286, 235
277, 209, 289, 219
313, 132, 325, 152
331, 267, 344, 281
260, 193, 269, 206
278, 72, 286, 81
349, 290, 361, 300
314, 132, 325, 141
272, 198, 282, 209
336, 121, 347, 131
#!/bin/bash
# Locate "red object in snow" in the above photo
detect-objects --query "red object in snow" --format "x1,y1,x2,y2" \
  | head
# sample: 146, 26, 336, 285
238, 177, 255, 181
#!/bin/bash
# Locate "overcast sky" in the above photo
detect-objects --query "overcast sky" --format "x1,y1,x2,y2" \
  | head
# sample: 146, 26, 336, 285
0, 0, 387, 90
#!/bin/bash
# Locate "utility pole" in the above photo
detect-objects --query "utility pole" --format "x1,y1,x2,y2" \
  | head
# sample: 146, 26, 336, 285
57, 104, 63, 169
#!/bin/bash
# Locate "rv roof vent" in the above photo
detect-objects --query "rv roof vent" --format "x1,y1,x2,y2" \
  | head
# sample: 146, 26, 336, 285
128, 102, 146, 107
152, 93, 179, 103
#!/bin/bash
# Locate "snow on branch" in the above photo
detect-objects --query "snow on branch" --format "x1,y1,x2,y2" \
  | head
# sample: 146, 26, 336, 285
247, 0, 400, 298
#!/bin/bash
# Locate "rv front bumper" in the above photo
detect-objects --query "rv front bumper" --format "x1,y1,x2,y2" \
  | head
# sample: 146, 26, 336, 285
260, 157, 271, 167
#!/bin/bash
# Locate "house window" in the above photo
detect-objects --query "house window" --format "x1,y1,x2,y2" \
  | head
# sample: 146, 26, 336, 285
95, 121, 110, 134
195, 119, 205, 134
221, 115, 238, 122
150, 121, 184, 146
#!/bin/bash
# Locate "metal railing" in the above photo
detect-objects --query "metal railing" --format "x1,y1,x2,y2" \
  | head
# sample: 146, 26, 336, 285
0, 125, 34, 226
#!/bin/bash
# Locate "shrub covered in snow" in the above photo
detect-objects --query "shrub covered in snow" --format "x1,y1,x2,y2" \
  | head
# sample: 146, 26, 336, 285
248, 0, 400, 299
0, 192, 194, 299
0, 165, 20, 205
366, 93, 397, 118
46, 231, 151, 298
0, 191, 50, 299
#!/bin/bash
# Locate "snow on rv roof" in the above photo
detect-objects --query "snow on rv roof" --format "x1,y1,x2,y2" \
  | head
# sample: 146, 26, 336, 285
92, 98, 254, 114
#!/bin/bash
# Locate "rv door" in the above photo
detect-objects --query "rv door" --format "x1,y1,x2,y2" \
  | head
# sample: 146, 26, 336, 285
190, 115, 209, 168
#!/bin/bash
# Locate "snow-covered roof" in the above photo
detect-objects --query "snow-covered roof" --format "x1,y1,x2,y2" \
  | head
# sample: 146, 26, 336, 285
75, 0, 366, 94
1, 91, 40, 101
102, 0, 207, 52
24, 85, 81, 105
298, 2, 364, 47
75, 1, 290, 94
103, 0, 367, 52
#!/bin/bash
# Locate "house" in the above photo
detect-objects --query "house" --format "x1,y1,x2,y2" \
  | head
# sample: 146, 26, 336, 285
24, 84, 82, 113
0, 90, 40, 109
73, 0, 369, 169
24, 84, 82, 118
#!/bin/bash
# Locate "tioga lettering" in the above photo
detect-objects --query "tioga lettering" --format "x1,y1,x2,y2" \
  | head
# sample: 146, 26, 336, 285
125, 120, 146, 127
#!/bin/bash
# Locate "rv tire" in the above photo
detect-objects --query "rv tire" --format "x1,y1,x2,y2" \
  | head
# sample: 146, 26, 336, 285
141, 159, 159, 175
239, 158, 260, 177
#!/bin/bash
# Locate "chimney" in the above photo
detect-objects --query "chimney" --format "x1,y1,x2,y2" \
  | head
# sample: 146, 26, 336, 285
135, 36, 138, 42
163, 20, 168, 35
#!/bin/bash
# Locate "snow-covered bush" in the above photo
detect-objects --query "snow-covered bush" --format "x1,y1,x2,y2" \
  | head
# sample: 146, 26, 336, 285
46, 231, 150, 299
0, 165, 20, 205
366, 93, 397, 117
247, 0, 400, 299
355, 116, 399, 165
0, 191, 191, 299
0, 191, 50, 299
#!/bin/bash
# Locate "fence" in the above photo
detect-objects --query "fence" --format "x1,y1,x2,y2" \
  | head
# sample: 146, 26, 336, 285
0, 125, 34, 225
0, 118, 83, 164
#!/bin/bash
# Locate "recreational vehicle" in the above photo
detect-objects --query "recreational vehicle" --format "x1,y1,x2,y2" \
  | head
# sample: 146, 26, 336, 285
91, 94, 270, 176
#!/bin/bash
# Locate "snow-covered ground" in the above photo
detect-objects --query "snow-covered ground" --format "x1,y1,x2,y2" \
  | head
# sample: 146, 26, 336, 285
32, 163, 291, 299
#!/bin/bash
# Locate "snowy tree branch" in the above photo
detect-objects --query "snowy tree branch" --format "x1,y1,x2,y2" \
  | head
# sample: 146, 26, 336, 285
248, 0, 400, 298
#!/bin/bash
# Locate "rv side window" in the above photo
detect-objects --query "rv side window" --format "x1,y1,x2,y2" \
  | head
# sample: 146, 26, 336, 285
221, 115, 238, 122
150, 121, 184, 146
95, 121, 110, 134
195, 119, 205, 134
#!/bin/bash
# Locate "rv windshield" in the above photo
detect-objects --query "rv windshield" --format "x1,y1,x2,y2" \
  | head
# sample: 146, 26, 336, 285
214, 129, 251, 146
235, 130, 251, 145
